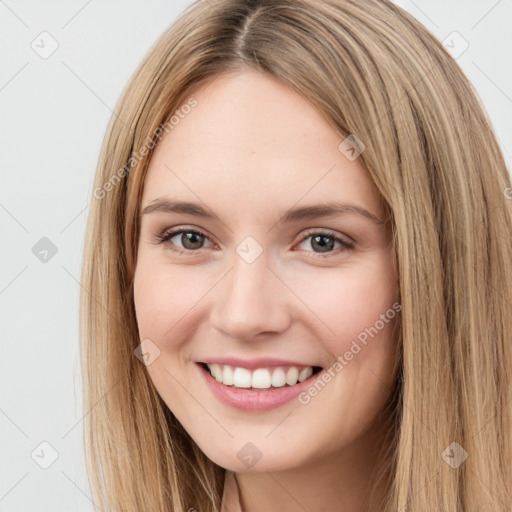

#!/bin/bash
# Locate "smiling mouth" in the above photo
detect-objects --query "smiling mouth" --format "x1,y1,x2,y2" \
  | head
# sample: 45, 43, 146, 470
199, 362, 323, 391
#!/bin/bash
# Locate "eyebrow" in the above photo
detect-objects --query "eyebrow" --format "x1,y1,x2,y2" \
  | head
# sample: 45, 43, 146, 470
141, 199, 386, 225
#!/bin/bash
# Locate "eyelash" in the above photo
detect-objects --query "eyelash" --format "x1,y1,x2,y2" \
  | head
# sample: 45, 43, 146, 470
153, 227, 355, 258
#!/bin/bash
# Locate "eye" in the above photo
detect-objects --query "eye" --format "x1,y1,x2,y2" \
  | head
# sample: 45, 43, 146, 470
154, 227, 214, 254
154, 226, 355, 258
295, 229, 355, 258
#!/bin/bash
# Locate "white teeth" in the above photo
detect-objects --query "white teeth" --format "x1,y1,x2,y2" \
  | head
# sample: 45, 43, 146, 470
210, 363, 222, 382
222, 365, 234, 386
271, 368, 286, 387
251, 368, 272, 389
298, 367, 313, 382
233, 367, 252, 388
205, 363, 317, 389
285, 367, 299, 386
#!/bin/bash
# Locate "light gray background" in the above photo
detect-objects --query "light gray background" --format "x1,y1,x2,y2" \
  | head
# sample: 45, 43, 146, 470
1, 1, 511, 510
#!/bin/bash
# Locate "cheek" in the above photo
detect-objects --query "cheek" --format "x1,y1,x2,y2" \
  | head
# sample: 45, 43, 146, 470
133, 259, 200, 343
132, 259, 202, 406
300, 258, 397, 337
297, 256, 399, 391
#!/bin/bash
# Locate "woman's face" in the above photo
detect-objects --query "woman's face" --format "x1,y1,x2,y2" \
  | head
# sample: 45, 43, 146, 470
133, 69, 400, 473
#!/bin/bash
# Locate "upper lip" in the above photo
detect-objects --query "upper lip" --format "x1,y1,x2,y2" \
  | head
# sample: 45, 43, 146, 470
197, 357, 322, 370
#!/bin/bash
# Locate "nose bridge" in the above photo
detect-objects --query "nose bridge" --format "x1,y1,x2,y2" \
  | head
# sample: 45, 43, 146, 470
210, 244, 289, 338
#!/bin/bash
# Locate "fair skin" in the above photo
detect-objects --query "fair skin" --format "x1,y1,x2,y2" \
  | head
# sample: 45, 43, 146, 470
133, 68, 400, 511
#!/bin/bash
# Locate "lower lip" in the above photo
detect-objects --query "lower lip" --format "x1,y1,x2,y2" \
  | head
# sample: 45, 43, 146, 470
196, 363, 321, 412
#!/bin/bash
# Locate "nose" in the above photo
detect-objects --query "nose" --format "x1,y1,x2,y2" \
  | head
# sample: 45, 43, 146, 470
209, 249, 291, 341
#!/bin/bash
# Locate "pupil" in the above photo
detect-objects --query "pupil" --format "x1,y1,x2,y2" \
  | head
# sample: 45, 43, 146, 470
183, 232, 203, 249
312, 235, 333, 253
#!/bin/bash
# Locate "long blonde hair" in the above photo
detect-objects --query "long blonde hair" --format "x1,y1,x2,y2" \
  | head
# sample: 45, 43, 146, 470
80, 0, 512, 509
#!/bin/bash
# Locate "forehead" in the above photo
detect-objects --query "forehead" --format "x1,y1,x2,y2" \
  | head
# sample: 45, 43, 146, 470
141, 70, 383, 218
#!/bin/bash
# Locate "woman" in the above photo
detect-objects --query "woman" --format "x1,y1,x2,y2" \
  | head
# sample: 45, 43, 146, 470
80, 0, 512, 510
